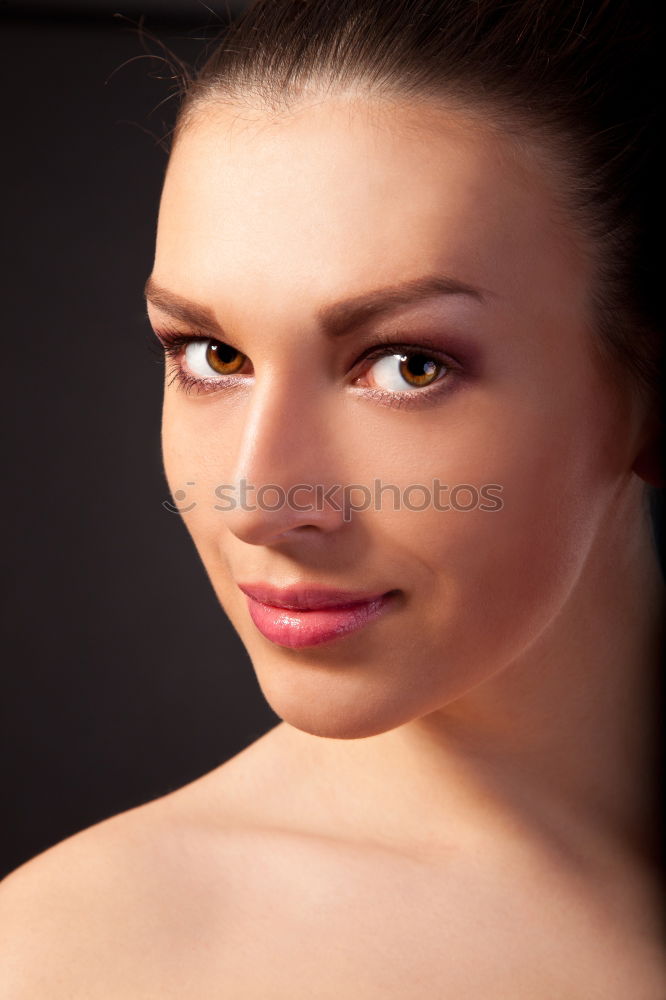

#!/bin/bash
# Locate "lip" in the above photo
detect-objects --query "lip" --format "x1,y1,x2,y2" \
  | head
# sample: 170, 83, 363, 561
238, 582, 398, 648
237, 582, 391, 610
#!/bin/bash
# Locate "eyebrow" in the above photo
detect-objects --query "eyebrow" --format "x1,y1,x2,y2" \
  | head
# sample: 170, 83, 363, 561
144, 272, 486, 340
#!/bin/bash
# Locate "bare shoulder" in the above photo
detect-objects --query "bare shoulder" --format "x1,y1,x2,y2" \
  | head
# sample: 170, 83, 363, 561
5, 723, 660, 1000
0, 723, 292, 999
0, 811, 155, 998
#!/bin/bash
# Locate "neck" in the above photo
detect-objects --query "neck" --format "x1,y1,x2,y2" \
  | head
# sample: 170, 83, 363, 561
311, 478, 664, 877
421, 484, 663, 865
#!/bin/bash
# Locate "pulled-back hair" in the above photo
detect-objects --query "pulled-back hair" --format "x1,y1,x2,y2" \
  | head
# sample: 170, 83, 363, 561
173, 0, 662, 419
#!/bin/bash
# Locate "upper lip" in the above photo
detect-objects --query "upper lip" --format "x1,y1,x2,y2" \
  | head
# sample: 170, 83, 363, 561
237, 582, 392, 611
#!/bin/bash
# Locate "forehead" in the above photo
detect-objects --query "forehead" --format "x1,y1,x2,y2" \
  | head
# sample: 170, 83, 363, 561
154, 95, 588, 316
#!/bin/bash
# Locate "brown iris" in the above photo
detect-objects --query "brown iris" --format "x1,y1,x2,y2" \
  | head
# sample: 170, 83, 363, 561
398, 352, 442, 387
206, 341, 245, 375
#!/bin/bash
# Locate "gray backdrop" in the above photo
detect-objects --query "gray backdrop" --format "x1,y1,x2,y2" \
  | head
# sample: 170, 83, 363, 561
1, 2, 278, 880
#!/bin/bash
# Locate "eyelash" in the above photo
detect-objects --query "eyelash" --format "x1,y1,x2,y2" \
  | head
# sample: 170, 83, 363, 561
152, 326, 462, 409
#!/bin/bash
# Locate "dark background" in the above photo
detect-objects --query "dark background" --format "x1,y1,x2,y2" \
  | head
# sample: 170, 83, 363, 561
2, 2, 664, 882
1, 1, 281, 881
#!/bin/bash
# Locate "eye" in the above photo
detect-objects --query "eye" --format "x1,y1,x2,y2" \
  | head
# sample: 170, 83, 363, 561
184, 339, 246, 378
366, 350, 446, 392
154, 325, 459, 404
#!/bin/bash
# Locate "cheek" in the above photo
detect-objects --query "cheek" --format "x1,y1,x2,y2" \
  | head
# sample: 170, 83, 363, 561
375, 384, 623, 687
162, 398, 199, 501
161, 396, 231, 545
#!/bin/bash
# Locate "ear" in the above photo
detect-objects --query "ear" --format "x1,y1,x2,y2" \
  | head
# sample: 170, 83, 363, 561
632, 409, 665, 488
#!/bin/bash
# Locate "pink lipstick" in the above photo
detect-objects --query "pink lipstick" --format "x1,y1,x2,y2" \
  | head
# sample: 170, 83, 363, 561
238, 583, 397, 649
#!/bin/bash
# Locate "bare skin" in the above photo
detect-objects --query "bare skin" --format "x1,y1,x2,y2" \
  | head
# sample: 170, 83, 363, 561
1, 93, 664, 997
1, 720, 664, 998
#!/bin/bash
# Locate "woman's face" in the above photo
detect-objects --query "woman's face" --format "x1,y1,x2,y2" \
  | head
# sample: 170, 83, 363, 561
148, 95, 644, 739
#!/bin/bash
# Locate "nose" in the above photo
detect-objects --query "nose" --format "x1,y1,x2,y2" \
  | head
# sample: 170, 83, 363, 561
222, 376, 347, 546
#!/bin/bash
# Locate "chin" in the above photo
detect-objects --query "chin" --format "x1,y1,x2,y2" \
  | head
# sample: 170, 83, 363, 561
272, 707, 399, 741
250, 652, 428, 741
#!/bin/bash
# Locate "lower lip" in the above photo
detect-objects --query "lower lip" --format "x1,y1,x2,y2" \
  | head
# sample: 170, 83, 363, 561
244, 593, 396, 648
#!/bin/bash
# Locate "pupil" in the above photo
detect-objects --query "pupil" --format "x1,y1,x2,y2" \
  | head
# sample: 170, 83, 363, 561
210, 343, 237, 364
406, 355, 437, 378
206, 340, 244, 374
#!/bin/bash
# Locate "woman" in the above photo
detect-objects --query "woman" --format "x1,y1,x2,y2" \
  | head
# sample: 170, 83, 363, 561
1, 1, 664, 996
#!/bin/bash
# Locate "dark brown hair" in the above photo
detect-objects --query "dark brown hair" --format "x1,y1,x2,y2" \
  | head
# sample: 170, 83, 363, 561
173, 0, 662, 430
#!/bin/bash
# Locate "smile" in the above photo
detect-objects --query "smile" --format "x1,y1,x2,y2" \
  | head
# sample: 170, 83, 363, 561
238, 583, 399, 648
